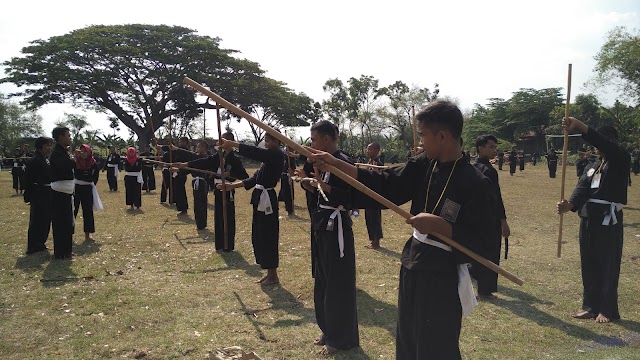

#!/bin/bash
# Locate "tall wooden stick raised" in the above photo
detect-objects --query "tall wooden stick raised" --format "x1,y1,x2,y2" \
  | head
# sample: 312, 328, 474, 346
183, 77, 523, 286
558, 64, 572, 258
168, 115, 174, 203
285, 130, 295, 215
216, 103, 230, 250
412, 105, 417, 154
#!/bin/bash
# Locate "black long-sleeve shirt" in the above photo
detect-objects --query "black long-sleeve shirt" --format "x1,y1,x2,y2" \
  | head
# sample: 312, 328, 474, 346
139, 151, 155, 168
352, 153, 497, 269
103, 152, 121, 170
50, 144, 75, 182
473, 158, 507, 220
188, 151, 249, 181
23, 151, 51, 203
238, 144, 283, 208
569, 127, 631, 219
74, 163, 100, 184
124, 159, 143, 172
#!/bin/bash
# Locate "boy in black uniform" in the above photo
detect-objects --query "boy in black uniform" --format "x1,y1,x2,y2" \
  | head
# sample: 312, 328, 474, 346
508, 147, 517, 176
278, 146, 297, 216
23, 137, 53, 254
139, 144, 156, 192
472, 135, 510, 297
497, 149, 504, 170
557, 117, 630, 324
74, 144, 101, 241
217, 133, 283, 285
172, 141, 208, 229
50, 127, 77, 259
546, 147, 558, 178
103, 145, 120, 191
172, 137, 191, 216
159, 145, 173, 204
185, 133, 249, 251
364, 142, 384, 250
310, 101, 497, 359
11, 148, 25, 194
300, 120, 359, 355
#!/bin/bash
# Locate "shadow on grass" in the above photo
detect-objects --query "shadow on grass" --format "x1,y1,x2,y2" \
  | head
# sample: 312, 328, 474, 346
375, 247, 402, 259
15, 250, 50, 272
356, 288, 397, 338
493, 287, 603, 341
40, 258, 77, 288
74, 238, 101, 256
125, 208, 145, 215
180, 251, 262, 278
623, 222, 640, 229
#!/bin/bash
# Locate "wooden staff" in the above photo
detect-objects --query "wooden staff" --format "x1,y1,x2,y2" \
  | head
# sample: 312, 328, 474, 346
558, 64, 572, 258
183, 77, 524, 286
355, 163, 390, 170
216, 102, 230, 249
168, 115, 174, 203
285, 131, 295, 215
412, 105, 417, 155
143, 159, 223, 178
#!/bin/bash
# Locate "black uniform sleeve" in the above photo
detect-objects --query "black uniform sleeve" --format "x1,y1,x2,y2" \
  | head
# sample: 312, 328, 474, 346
238, 144, 281, 164
92, 163, 100, 184
351, 156, 422, 209
582, 127, 629, 166
243, 169, 258, 190
228, 154, 249, 180
568, 164, 596, 211
188, 156, 218, 170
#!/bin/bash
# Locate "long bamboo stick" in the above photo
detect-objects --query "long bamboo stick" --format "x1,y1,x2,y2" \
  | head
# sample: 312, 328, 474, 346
183, 77, 524, 286
143, 159, 222, 178
412, 105, 417, 155
558, 64, 572, 258
168, 116, 174, 204
216, 103, 230, 250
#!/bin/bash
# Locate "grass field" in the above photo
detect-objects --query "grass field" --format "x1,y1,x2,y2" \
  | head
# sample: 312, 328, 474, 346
0, 162, 639, 360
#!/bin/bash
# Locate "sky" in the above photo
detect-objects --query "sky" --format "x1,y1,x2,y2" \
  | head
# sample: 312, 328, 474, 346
0, 0, 638, 141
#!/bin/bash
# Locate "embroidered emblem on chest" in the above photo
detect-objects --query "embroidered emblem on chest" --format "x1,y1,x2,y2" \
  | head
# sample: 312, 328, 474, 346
586, 168, 595, 177
440, 198, 461, 223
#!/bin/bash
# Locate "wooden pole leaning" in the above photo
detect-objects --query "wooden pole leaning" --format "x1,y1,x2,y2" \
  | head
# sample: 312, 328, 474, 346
285, 130, 295, 215
558, 64, 572, 258
168, 116, 174, 204
412, 105, 417, 154
183, 77, 524, 286
216, 103, 230, 250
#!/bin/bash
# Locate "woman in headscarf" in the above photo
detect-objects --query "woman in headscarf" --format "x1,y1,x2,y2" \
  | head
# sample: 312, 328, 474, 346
124, 147, 143, 209
74, 144, 102, 242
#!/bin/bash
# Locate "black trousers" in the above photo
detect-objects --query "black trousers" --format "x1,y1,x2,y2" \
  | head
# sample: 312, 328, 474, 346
106, 167, 118, 191
51, 190, 74, 259
192, 178, 208, 230
472, 222, 501, 295
27, 187, 51, 253
214, 189, 236, 251
173, 173, 188, 211
364, 208, 383, 241
278, 174, 294, 214
548, 161, 557, 178
141, 166, 156, 191
12, 168, 24, 190
498, 159, 504, 170
313, 214, 359, 350
251, 190, 279, 269
125, 175, 142, 207
160, 169, 173, 203
509, 163, 517, 175
396, 265, 462, 360
74, 184, 95, 233
579, 214, 623, 320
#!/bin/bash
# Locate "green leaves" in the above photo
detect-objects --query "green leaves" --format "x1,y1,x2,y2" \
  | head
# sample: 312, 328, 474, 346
593, 26, 640, 104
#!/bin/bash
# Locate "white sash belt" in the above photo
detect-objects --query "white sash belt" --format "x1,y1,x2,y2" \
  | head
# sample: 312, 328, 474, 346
192, 176, 206, 190
412, 228, 477, 317
214, 178, 234, 201
74, 179, 104, 211
51, 180, 75, 195
255, 184, 274, 215
107, 164, 119, 180
126, 171, 143, 184
587, 198, 624, 225
319, 204, 347, 258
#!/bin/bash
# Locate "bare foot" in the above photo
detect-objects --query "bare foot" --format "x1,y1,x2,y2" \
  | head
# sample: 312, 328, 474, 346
365, 241, 380, 249
571, 311, 596, 320
595, 313, 611, 323
260, 276, 280, 285
255, 275, 268, 284
313, 335, 326, 346
318, 345, 338, 355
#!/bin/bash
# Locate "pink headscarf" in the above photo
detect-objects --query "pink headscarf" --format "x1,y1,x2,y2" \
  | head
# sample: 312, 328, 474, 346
126, 147, 138, 165
75, 144, 97, 170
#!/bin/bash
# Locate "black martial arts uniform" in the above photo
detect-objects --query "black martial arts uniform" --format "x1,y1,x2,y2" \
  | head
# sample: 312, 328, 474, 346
364, 158, 384, 243
472, 157, 507, 295
546, 150, 558, 178
139, 151, 156, 192
632, 152, 639, 175
172, 147, 190, 212
160, 151, 173, 204
309, 151, 360, 351
509, 150, 517, 175
124, 159, 143, 207
497, 151, 504, 171
238, 144, 283, 269
104, 152, 120, 191
353, 152, 496, 359
74, 163, 99, 234
11, 154, 25, 193
189, 150, 250, 250
278, 153, 296, 215
567, 127, 630, 321
23, 151, 52, 254
518, 154, 525, 172
50, 143, 76, 259
301, 159, 319, 277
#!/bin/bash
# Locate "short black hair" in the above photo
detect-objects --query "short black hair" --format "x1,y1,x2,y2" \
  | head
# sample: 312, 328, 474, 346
265, 129, 281, 143
222, 132, 235, 141
475, 134, 498, 153
310, 120, 338, 140
198, 140, 209, 149
179, 136, 189, 143
415, 100, 463, 139
51, 127, 70, 142
368, 142, 381, 151
161, 145, 170, 152
597, 125, 618, 141
35, 137, 53, 151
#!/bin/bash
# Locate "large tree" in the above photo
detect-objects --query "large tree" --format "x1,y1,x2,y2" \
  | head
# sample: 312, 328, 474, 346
2, 24, 314, 147
592, 26, 640, 104
0, 94, 44, 155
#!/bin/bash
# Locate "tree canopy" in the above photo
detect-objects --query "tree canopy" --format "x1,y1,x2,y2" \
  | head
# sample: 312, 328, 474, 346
2, 24, 316, 147
593, 26, 640, 104
0, 94, 44, 155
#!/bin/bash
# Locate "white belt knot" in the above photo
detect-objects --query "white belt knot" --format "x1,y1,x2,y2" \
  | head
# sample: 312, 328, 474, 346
74, 179, 104, 211
587, 198, 624, 225
192, 176, 206, 190
319, 204, 347, 258
255, 184, 275, 214
51, 180, 75, 195
412, 228, 477, 317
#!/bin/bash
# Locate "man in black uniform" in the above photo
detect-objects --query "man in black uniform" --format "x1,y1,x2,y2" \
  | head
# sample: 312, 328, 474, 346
278, 146, 297, 216
557, 117, 630, 324
310, 100, 497, 359
472, 134, 510, 297
172, 141, 208, 229
50, 127, 77, 259
497, 149, 504, 170
217, 133, 283, 285
508, 147, 517, 176
23, 137, 53, 254
11, 147, 26, 194
172, 137, 191, 216
546, 147, 558, 178
139, 144, 156, 193
159, 145, 173, 204
300, 120, 359, 355
103, 145, 120, 191
364, 142, 384, 250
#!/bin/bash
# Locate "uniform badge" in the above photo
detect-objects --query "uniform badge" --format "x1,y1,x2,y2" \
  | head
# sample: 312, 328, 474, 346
440, 198, 461, 223
586, 168, 595, 177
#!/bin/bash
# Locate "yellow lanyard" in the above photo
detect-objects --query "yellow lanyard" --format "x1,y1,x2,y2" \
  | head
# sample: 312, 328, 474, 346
424, 156, 461, 213
595, 160, 606, 174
